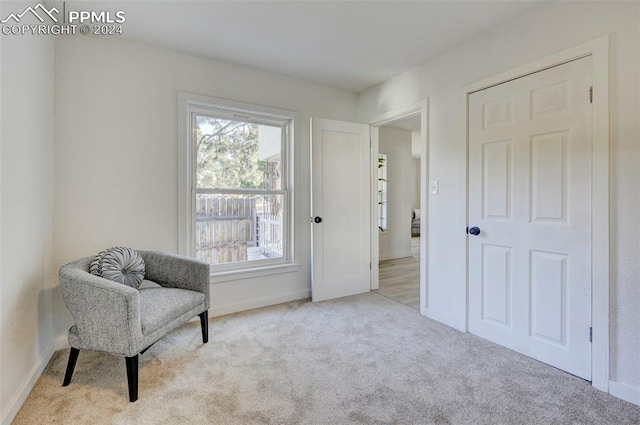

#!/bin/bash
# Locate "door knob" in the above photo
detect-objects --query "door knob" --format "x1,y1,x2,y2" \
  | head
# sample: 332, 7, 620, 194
467, 226, 481, 236
314, 216, 323, 224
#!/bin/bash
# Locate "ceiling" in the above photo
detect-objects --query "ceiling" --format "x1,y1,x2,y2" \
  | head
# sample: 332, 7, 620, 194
59, 1, 544, 93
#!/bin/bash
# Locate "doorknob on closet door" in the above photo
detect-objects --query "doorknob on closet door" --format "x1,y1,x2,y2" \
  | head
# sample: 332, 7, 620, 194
314, 216, 323, 224
467, 226, 481, 236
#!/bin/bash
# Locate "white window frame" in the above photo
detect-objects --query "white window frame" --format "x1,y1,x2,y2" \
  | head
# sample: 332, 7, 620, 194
178, 92, 299, 282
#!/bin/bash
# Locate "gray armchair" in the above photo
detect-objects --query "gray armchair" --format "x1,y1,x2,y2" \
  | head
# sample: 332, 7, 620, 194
59, 251, 210, 402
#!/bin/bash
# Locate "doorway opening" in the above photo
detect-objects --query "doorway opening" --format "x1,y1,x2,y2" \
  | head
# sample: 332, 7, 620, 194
370, 106, 427, 313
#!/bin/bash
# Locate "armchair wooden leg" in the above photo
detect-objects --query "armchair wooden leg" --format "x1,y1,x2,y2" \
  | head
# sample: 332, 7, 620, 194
199, 310, 209, 344
62, 348, 80, 386
125, 355, 138, 402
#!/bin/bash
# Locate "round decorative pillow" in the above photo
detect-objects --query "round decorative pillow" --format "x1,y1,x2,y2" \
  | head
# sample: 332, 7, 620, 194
89, 247, 145, 289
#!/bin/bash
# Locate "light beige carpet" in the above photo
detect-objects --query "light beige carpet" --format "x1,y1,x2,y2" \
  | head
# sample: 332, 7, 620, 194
13, 293, 640, 424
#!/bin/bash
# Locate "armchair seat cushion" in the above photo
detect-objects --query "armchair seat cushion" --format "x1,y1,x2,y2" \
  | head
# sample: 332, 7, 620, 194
138, 286, 205, 335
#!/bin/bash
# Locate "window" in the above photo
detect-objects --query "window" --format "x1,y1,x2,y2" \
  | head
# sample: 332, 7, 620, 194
378, 154, 388, 231
179, 94, 296, 278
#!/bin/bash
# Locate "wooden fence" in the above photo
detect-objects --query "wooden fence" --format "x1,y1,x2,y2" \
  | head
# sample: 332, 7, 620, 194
195, 195, 283, 265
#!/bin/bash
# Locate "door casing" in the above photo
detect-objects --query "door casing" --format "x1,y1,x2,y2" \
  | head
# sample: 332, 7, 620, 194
462, 35, 610, 391
369, 100, 429, 315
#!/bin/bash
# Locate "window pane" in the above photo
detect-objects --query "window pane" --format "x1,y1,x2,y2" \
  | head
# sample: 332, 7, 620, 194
196, 116, 282, 190
195, 193, 285, 266
378, 154, 388, 230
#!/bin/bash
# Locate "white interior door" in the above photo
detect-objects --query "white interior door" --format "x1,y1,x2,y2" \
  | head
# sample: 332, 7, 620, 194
311, 118, 371, 302
468, 57, 593, 379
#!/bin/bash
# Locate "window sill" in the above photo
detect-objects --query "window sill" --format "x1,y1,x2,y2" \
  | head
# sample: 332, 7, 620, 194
210, 263, 301, 284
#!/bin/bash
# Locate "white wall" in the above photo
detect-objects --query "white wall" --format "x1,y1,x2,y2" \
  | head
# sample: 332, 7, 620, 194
358, 1, 640, 398
411, 158, 420, 211
53, 36, 358, 340
378, 126, 413, 260
0, 17, 55, 424
411, 130, 421, 211
411, 130, 421, 159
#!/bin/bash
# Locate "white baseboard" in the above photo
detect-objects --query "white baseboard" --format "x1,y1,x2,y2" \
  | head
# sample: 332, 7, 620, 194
379, 251, 414, 261
54, 333, 69, 351
1, 341, 55, 425
609, 380, 640, 406
211, 289, 311, 317
424, 307, 460, 330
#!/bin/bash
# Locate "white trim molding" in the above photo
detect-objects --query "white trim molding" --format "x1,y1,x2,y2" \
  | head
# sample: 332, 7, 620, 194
461, 35, 610, 391
210, 289, 310, 318
424, 308, 459, 330
609, 381, 640, 407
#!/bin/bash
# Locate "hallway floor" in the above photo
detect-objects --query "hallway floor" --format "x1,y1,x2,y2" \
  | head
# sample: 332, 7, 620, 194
374, 236, 420, 310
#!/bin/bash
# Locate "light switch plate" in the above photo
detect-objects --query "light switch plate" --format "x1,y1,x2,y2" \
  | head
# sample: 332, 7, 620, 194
429, 180, 439, 195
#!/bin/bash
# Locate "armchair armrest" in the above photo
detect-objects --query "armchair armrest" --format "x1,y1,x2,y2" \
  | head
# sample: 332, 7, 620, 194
139, 251, 210, 309
59, 258, 144, 357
